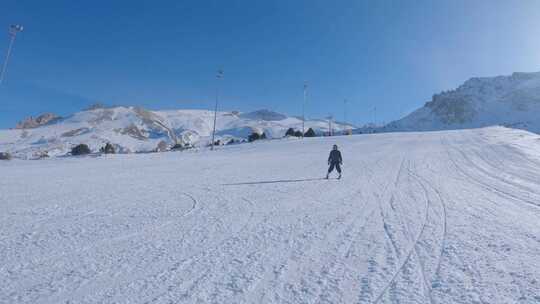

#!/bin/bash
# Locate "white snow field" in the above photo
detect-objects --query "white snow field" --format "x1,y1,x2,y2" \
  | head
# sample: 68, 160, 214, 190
1, 126, 540, 304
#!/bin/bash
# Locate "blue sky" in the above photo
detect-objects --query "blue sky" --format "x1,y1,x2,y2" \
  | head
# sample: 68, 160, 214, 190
1, 0, 540, 128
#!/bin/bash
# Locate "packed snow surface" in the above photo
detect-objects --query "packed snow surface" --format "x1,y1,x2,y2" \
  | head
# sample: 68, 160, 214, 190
1, 127, 539, 303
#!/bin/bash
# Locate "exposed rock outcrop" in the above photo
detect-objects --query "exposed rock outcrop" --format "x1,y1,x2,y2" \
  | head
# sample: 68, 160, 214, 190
16, 113, 61, 129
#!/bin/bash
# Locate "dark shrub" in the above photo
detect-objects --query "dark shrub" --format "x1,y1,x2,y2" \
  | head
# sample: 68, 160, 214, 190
260, 132, 267, 139
100, 143, 116, 154
304, 128, 316, 137
171, 143, 183, 150
71, 144, 91, 156
294, 130, 303, 137
285, 128, 295, 137
248, 132, 260, 142
0, 152, 11, 160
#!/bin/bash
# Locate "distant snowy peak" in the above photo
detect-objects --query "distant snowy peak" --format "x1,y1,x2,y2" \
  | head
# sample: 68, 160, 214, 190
384, 71, 540, 133
0, 106, 353, 159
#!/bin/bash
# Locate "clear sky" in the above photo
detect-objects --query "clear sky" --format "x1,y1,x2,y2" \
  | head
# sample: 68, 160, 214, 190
1, 0, 540, 128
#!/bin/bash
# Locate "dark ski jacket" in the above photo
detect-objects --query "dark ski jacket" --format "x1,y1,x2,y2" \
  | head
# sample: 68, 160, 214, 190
328, 150, 342, 164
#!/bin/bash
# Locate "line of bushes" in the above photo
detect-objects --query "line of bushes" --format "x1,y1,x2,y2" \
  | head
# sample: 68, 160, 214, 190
284, 127, 316, 137
71, 142, 115, 156
62, 127, 322, 158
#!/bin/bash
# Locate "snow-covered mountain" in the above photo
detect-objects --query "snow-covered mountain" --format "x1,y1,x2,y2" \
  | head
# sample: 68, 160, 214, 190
382, 71, 540, 133
0, 106, 354, 159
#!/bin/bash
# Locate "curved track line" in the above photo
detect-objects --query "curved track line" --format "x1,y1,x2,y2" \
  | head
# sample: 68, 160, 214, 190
66, 194, 252, 303
407, 166, 436, 304
444, 138, 540, 210
39, 191, 201, 303
392, 159, 442, 304
373, 164, 431, 304
414, 146, 449, 283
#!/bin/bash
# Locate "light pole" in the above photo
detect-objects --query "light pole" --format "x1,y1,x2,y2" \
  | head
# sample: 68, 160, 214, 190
0, 24, 24, 85
343, 99, 351, 135
211, 69, 224, 150
343, 99, 347, 130
327, 115, 333, 136
302, 82, 307, 138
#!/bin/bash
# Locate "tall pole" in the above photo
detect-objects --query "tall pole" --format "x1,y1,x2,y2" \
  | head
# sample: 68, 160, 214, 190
211, 69, 223, 150
302, 83, 307, 138
343, 99, 349, 135
327, 115, 333, 136
343, 99, 347, 130
0, 24, 24, 86
329, 116, 331, 136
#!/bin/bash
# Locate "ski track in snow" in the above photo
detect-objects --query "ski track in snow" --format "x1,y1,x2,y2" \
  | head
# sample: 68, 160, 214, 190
1, 127, 540, 303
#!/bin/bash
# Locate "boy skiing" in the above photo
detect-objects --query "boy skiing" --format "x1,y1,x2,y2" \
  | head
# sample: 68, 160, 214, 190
326, 144, 343, 179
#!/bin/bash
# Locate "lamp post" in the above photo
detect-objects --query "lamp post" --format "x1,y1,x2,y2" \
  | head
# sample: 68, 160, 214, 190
0, 24, 24, 85
302, 82, 307, 138
343, 99, 351, 135
343, 99, 347, 130
210, 69, 224, 150
327, 114, 333, 136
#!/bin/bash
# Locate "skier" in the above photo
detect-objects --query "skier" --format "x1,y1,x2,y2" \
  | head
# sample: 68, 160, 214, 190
326, 144, 342, 179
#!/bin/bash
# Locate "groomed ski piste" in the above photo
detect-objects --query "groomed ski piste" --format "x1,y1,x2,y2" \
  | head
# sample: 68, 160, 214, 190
1, 126, 539, 303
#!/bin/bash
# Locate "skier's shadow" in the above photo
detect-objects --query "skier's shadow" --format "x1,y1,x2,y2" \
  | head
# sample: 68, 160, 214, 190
222, 178, 329, 186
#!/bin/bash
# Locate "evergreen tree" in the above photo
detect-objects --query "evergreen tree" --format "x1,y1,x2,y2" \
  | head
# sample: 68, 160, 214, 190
248, 132, 261, 142
72, 144, 91, 156
285, 128, 295, 137
100, 143, 116, 154
304, 128, 316, 137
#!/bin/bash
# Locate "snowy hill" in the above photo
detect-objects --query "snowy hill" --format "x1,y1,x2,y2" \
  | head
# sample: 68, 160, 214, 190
382, 71, 540, 133
1, 126, 539, 303
0, 106, 354, 159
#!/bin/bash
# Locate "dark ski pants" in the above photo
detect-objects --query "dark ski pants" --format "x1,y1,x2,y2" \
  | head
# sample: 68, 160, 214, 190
328, 162, 342, 174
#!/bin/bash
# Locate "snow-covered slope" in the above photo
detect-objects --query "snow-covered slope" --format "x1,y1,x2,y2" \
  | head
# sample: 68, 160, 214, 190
1, 127, 539, 303
0, 106, 353, 159
383, 71, 540, 133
